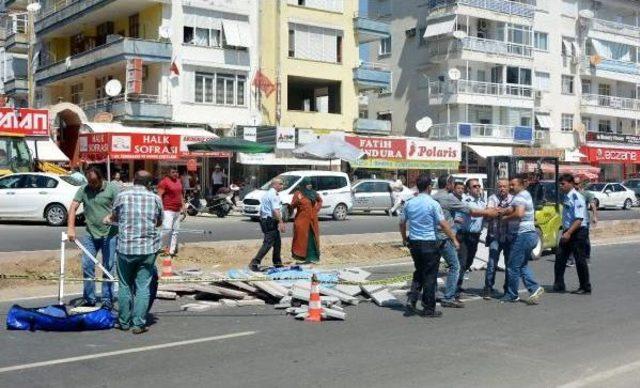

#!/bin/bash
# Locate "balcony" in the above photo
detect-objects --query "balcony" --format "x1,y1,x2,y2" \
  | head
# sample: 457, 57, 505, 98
353, 62, 392, 91
582, 57, 640, 83
427, 0, 535, 20
427, 122, 534, 145
80, 94, 172, 123
581, 94, 640, 121
354, 13, 390, 44
5, 30, 28, 53
35, 38, 172, 86
428, 79, 534, 108
3, 77, 28, 96
353, 118, 391, 135
35, 0, 113, 35
589, 18, 640, 46
429, 36, 533, 65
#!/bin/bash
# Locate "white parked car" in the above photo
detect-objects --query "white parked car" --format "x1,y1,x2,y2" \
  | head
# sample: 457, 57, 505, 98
0, 172, 84, 226
242, 171, 352, 221
351, 179, 414, 214
586, 182, 636, 210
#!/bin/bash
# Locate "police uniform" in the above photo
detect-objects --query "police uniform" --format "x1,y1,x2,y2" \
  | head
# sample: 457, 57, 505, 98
400, 193, 445, 314
554, 189, 592, 292
456, 194, 486, 294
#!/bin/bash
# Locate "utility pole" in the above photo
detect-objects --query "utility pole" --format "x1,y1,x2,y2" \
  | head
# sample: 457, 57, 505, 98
26, 2, 41, 107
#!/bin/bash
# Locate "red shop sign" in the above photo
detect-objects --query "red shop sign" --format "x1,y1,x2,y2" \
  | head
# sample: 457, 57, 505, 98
78, 133, 110, 161
345, 135, 406, 159
79, 133, 181, 161
581, 146, 640, 164
0, 108, 49, 136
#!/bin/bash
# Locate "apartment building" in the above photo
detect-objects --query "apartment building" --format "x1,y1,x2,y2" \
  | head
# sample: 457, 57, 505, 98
258, 0, 392, 135
0, 0, 30, 108
365, 0, 640, 179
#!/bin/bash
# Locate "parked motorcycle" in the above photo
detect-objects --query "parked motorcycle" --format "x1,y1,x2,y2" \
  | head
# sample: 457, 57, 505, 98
206, 185, 240, 218
185, 189, 207, 217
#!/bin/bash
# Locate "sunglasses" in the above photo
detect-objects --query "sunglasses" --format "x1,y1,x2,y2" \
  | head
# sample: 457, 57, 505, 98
471, 185, 481, 188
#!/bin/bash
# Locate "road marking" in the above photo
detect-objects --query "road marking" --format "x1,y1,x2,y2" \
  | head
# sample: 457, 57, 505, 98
0, 331, 257, 374
0, 292, 82, 303
557, 359, 640, 388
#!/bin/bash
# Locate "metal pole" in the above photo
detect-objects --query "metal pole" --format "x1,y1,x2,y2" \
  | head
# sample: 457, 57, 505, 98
27, 10, 35, 107
58, 232, 67, 305
107, 155, 111, 181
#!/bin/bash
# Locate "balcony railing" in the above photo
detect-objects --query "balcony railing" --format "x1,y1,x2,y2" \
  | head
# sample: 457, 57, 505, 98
428, 122, 534, 143
581, 94, 640, 111
354, 12, 390, 44
35, 38, 172, 84
427, 0, 535, 18
80, 94, 172, 122
354, 118, 391, 135
583, 57, 640, 77
36, 0, 112, 34
429, 79, 533, 98
354, 62, 392, 91
590, 18, 640, 39
429, 36, 533, 59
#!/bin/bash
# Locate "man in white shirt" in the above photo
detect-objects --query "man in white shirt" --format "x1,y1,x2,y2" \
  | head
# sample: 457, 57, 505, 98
249, 178, 285, 271
210, 164, 226, 195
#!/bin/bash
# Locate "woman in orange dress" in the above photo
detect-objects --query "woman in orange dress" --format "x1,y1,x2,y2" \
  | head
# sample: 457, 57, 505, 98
290, 177, 322, 263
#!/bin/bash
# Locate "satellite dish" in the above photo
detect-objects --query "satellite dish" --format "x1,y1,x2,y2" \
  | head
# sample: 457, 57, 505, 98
448, 68, 461, 81
578, 9, 595, 19
415, 116, 433, 134
159, 25, 172, 39
452, 30, 467, 40
26, 2, 42, 12
105, 79, 122, 97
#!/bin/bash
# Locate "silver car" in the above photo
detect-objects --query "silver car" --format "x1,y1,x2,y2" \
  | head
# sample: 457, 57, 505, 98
351, 179, 413, 213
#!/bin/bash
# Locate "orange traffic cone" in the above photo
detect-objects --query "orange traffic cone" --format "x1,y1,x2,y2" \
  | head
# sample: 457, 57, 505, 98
161, 256, 173, 278
306, 274, 322, 323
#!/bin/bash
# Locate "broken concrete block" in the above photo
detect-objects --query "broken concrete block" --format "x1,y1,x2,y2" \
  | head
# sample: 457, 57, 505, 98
390, 289, 408, 297
386, 281, 408, 290
335, 284, 362, 297
338, 267, 371, 283
219, 299, 238, 307
295, 312, 308, 320
155, 290, 177, 300
192, 284, 248, 299
322, 307, 346, 321
320, 296, 340, 306
274, 302, 292, 309
330, 305, 344, 312
181, 303, 217, 312
370, 289, 403, 307
319, 286, 359, 305
360, 285, 385, 298
236, 299, 266, 307
291, 285, 310, 302
251, 281, 286, 300
179, 268, 203, 277
158, 284, 196, 293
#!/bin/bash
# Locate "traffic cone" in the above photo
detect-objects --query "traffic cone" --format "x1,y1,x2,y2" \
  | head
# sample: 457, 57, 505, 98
161, 256, 173, 278
306, 274, 322, 323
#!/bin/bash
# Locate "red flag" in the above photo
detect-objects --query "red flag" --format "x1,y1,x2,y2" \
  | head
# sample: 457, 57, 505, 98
252, 70, 275, 97
170, 60, 180, 76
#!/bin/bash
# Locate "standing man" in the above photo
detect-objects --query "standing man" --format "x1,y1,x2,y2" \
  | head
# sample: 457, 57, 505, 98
67, 167, 119, 308
249, 177, 285, 271
500, 175, 545, 304
210, 164, 227, 195
400, 175, 459, 318
157, 168, 184, 256
554, 174, 592, 294
483, 178, 516, 299
575, 177, 597, 263
107, 170, 163, 334
456, 179, 487, 295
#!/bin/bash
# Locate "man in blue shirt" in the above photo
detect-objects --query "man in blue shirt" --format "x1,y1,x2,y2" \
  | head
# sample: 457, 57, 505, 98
456, 179, 488, 296
249, 177, 285, 271
400, 175, 459, 318
553, 173, 592, 294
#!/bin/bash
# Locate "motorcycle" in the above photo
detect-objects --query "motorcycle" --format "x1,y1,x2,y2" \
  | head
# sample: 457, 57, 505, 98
206, 185, 240, 218
185, 189, 207, 217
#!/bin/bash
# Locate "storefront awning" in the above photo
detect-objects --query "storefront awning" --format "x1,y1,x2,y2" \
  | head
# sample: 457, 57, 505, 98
535, 114, 552, 129
467, 144, 512, 159
237, 153, 337, 166
27, 138, 69, 162
424, 17, 456, 38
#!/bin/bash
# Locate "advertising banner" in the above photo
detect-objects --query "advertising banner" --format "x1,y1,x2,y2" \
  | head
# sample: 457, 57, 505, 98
581, 146, 640, 164
0, 108, 49, 136
276, 126, 296, 149
345, 135, 405, 159
406, 139, 461, 162
243, 127, 257, 142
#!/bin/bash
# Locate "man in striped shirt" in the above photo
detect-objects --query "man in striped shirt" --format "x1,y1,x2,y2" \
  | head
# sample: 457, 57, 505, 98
107, 170, 163, 334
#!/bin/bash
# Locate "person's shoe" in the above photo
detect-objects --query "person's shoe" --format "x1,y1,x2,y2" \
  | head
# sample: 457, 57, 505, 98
527, 287, 545, 305
441, 300, 464, 308
114, 323, 130, 331
482, 288, 493, 300
273, 263, 284, 269
404, 301, 418, 316
132, 326, 148, 335
454, 296, 463, 303
248, 263, 260, 272
570, 288, 591, 295
420, 310, 443, 318
499, 296, 520, 303
552, 285, 566, 293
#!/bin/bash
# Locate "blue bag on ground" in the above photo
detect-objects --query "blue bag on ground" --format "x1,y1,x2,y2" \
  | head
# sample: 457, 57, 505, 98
6, 304, 115, 331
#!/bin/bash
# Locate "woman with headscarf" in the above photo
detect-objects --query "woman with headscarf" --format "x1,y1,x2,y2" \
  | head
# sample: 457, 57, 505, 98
290, 177, 323, 263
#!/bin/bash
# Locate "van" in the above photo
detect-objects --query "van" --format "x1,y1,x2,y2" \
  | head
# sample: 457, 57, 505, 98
242, 171, 352, 221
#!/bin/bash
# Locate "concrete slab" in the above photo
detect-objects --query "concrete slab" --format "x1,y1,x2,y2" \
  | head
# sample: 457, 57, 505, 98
322, 307, 346, 321
219, 299, 239, 307
251, 281, 286, 300
192, 284, 248, 300
236, 299, 266, 307
158, 284, 197, 293
360, 285, 385, 298
155, 291, 178, 300
181, 303, 217, 312
370, 289, 403, 308
338, 267, 371, 283
335, 284, 362, 296
319, 286, 360, 305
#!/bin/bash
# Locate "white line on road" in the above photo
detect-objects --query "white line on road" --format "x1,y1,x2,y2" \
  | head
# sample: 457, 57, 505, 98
0, 331, 257, 374
557, 359, 640, 388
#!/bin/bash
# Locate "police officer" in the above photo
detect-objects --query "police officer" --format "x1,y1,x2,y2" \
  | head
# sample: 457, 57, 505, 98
456, 179, 488, 296
575, 177, 597, 264
400, 174, 459, 318
554, 173, 592, 294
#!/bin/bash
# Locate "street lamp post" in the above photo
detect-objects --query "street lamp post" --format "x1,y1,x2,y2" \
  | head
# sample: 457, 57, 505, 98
26, 2, 41, 108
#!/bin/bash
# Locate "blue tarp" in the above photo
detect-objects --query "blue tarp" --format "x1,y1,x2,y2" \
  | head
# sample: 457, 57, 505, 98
6, 304, 115, 331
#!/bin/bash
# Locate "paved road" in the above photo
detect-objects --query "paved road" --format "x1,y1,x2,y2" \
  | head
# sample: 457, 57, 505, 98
1, 242, 640, 387
1, 209, 639, 253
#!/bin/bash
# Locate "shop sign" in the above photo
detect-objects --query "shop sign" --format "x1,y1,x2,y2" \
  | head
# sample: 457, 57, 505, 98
586, 132, 640, 145
350, 158, 459, 170
581, 146, 640, 164
180, 135, 230, 158
406, 139, 461, 161
345, 135, 405, 159
110, 134, 180, 160
78, 133, 110, 161
243, 127, 257, 142
513, 147, 564, 159
0, 108, 49, 136
276, 126, 296, 149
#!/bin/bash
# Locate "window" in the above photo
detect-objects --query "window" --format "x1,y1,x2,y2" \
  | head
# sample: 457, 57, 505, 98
379, 37, 391, 56
534, 32, 548, 51
598, 84, 611, 96
582, 79, 591, 94
612, 184, 625, 192
288, 76, 341, 113
288, 29, 295, 57
372, 182, 391, 193
315, 176, 347, 191
377, 112, 391, 122
354, 182, 375, 193
184, 26, 221, 48
289, 24, 343, 63
598, 120, 612, 133
506, 66, 532, 85
129, 14, 140, 38
534, 72, 550, 91
582, 117, 592, 132
184, 27, 194, 44
290, 0, 343, 12
0, 175, 23, 189
561, 75, 574, 94
95, 76, 114, 100
71, 83, 83, 104
418, 27, 427, 47
561, 114, 574, 132
196, 28, 210, 46
194, 72, 246, 106
96, 21, 114, 46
